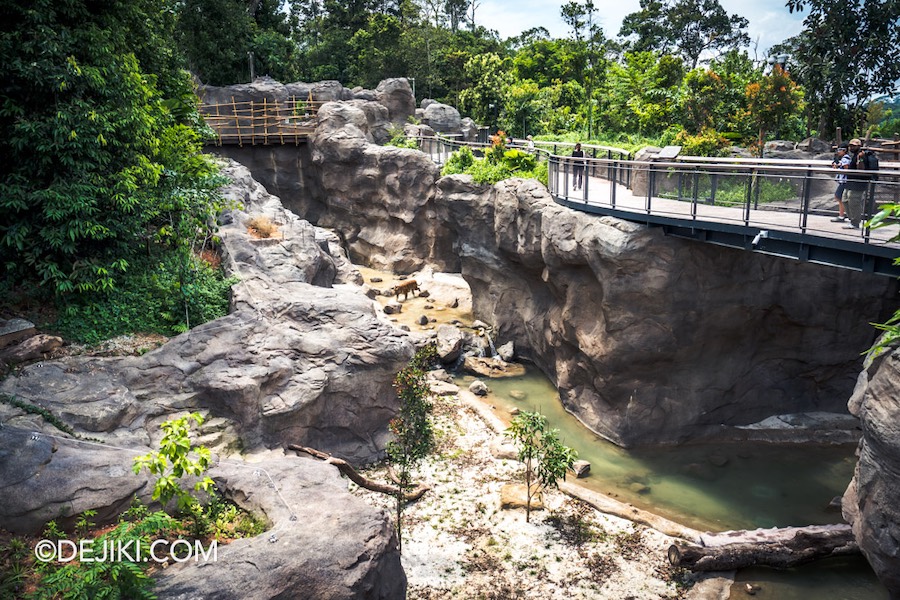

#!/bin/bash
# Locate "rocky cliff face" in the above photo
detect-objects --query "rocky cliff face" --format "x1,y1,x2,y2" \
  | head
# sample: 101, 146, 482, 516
1, 161, 413, 463
224, 96, 895, 448
0, 160, 410, 596
843, 345, 900, 597
192, 78, 900, 594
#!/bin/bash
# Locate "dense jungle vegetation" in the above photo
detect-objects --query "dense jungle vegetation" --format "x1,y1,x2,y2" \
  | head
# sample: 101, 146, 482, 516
1, 0, 899, 341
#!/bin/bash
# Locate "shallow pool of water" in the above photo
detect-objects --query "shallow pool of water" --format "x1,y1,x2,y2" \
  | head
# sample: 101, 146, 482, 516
456, 365, 889, 597
461, 366, 855, 532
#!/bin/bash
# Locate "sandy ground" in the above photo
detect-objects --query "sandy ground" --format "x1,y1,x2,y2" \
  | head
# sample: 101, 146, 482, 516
347, 265, 735, 599
351, 385, 704, 600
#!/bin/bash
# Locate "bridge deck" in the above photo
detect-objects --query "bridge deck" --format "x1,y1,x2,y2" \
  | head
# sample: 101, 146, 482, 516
553, 171, 900, 276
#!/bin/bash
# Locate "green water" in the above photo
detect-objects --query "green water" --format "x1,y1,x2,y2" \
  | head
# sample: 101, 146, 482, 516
456, 366, 889, 598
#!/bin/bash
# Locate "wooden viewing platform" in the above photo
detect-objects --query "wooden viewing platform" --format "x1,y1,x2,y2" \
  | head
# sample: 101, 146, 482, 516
199, 98, 325, 146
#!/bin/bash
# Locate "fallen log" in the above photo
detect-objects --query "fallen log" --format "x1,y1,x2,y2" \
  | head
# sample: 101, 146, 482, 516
288, 444, 430, 501
668, 524, 860, 571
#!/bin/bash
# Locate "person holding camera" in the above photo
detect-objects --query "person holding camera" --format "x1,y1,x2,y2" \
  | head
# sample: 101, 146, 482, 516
830, 142, 851, 222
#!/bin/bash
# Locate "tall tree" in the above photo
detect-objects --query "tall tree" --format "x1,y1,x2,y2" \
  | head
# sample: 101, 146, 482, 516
785, 0, 900, 137
459, 52, 513, 130
444, 0, 469, 32
619, 0, 750, 68
746, 64, 804, 154
0, 0, 219, 295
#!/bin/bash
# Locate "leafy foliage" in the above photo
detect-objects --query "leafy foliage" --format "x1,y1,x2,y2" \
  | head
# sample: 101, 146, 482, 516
34, 509, 177, 600
745, 65, 804, 153
387, 344, 438, 551
619, 0, 750, 69
785, 0, 900, 136
133, 412, 216, 513
866, 205, 900, 357
505, 410, 577, 522
49, 252, 237, 344
672, 128, 729, 157
385, 125, 420, 149
442, 136, 548, 186
0, 0, 221, 297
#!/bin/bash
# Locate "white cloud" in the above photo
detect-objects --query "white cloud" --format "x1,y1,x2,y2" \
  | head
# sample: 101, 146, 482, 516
476, 0, 805, 56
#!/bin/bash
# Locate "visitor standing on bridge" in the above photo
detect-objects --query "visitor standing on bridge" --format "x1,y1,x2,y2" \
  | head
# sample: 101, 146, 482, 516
843, 138, 868, 230
572, 143, 586, 191
830, 143, 851, 222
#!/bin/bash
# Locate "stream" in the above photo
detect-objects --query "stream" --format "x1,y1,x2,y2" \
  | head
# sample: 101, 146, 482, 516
455, 365, 889, 599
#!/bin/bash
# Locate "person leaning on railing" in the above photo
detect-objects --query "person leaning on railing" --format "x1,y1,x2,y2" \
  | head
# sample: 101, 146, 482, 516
843, 138, 867, 230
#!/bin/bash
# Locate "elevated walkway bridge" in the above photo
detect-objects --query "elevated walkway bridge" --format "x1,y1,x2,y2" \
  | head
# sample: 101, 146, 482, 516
424, 137, 900, 279
196, 98, 900, 278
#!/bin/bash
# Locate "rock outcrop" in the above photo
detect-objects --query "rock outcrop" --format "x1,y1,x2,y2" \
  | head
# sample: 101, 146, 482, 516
226, 99, 897, 449
421, 102, 461, 133
0, 424, 405, 599
0, 160, 409, 597
0, 160, 413, 463
156, 452, 406, 600
843, 345, 900, 597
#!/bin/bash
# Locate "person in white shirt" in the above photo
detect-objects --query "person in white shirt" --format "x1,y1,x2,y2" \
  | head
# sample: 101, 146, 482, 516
830, 143, 851, 222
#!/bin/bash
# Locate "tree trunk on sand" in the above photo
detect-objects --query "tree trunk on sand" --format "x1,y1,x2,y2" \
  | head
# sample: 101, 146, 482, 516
668, 524, 860, 571
288, 445, 429, 501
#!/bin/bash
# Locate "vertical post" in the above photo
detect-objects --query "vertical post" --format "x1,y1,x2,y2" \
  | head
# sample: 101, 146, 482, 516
263, 97, 268, 143
583, 156, 589, 204
800, 168, 812, 233
744, 169, 754, 226
232, 96, 242, 147
691, 167, 699, 219
610, 160, 617, 208
862, 181, 876, 243
250, 101, 256, 145
214, 101, 222, 146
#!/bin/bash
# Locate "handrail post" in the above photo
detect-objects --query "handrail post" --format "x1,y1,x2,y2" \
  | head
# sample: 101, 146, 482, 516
743, 168, 754, 226
647, 164, 654, 213
610, 160, 617, 208
800, 167, 812, 233
862, 181, 875, 244
583, 158, 589, 204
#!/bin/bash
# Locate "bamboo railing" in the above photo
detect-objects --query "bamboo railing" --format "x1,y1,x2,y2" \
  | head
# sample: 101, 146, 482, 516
199, 97, 326, 146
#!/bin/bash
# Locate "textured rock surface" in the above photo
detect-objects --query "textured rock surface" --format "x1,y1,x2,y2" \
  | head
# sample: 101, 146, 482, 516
156, 452, 406, 600
0, 425, 405, 598
374, 78, 416, 124
843, 347, 900, 596
0, 161, 409, 597
220, 111, 897, 449
422, 102, 461, 133
0, 160, 415, 464
0, 425, 150, 533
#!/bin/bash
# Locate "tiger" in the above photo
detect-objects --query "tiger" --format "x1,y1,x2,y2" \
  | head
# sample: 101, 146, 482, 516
394, 280, 419, 301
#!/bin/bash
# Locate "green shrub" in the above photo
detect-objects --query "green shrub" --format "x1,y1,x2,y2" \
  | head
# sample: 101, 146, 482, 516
673, 128, 729, 157
440, 145, 548, 187
51, 252, 237, 344
441, 146, 476, 176
35, 510, 177, 600
386, 125, 419, 149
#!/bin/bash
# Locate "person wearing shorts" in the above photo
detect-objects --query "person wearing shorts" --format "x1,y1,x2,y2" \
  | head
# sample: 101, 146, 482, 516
830, 143, 851, 222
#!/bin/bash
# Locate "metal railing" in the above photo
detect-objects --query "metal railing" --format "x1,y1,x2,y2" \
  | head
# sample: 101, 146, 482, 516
546, 153, 900, 248
417, 134, 900, 272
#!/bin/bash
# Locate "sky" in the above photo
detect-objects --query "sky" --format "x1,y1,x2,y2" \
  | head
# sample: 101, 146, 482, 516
476, 0, 806, 58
